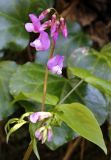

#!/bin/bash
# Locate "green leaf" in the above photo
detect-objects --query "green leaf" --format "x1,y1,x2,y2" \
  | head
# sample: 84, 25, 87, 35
32, 138, 40, 160
6, 120, 26, 142
10, 63, 108, 125
56, 103, 107, 154
46, 123, 76, 150
0, 0, 53, 51
12, 92, 59, 106
72, 81, 108, 125
69, 67, 111, 95
0, 61, 17, 120
9, 63, 71, 109
68, 47, 111, 81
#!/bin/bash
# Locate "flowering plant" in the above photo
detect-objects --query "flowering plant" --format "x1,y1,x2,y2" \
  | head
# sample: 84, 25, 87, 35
2, 3, 108, 160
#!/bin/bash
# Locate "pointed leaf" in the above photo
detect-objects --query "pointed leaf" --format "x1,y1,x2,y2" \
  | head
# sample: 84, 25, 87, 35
56, 103, 107, 154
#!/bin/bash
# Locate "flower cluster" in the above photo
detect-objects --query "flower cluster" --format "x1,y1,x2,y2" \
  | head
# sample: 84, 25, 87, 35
25, 8, 68, 75
29, 112, 53, 143
25, 8, 68, 143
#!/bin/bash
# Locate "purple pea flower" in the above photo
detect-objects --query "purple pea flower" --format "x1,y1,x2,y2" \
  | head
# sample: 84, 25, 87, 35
35, 126, 53, 143
29, 111, 52, 123
30, 31, 50, 51
50, 15, 68, 43
25, 14, 43, 33
47, 55, 64, 75
25, 13, 51, 51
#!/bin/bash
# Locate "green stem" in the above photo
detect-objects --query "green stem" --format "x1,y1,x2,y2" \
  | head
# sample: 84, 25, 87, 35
41, 40, 55, 111
23, 141, 33, 160
59, 79, 84, 104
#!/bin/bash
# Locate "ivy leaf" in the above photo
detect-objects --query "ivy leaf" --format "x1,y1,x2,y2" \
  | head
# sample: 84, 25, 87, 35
10, 63, 108, 125
0, 61, 17, 120
12, 92, 59, 106
55, 103, 107, 154
69, 67, 111, 95
0, 0, 53, 51
68, 46, 111, 95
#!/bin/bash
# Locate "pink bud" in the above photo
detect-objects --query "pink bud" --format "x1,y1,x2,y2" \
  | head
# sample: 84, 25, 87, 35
39, 9, 51, 20
60, 17, 68, 38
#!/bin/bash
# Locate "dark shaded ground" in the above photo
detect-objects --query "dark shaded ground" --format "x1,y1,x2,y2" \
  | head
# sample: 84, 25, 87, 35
0, 119, 111, 160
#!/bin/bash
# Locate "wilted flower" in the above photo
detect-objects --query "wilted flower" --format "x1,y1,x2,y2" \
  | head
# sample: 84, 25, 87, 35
35, 126, 53, 143
29, 111, 52, 123
47, 55, 64, 75
30, 31, 50, 51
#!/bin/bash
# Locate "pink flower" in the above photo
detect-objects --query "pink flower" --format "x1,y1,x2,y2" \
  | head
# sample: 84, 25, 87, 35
30, 31, 50, 51
47, 55, 64, 75
60, 17, 68, 38
50, 15, 68, 43
39, 9, 51, 20
25, 14, 43, 33
29, 111, 52, 123
35, 126, 53, 143
25, 13, 51, 51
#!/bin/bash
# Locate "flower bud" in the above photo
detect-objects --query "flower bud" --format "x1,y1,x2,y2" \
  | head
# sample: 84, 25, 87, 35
39, 9, 51, 20
60, 17, 68, 38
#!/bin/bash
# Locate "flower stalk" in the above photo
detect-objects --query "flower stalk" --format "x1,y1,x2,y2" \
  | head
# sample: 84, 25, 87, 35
41, 40, 55, 111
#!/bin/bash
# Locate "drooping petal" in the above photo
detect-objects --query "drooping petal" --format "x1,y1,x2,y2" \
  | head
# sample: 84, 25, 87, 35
60, 17, 68, 38
51, 21, 60, 44
47, 127, 53, 142
42, 20, 52, 30
47, 55, 64, 75
39, 9, 51, 20
30, 31, 50, 51
53, 30, 59, 44
25, 23, 35, 32
29, 14, 42, 32
35, 129, 41, 139
50, 14, 57, 36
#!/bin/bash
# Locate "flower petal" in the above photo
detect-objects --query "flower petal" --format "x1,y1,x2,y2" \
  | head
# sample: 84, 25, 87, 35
47, 127, 53, 142
29, 14, 42, 32
60, 17, 68, 38
30, 31, 50, 51
25, 23, 35, 32
29, 112, 52, 123
47, 55, 64, 75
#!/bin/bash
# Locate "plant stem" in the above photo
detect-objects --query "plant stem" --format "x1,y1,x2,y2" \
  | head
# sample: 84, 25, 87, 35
23, 141, 33, 160
41, 40, 55, 111
59, 79, 84, 104
63, 137, 81, 160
